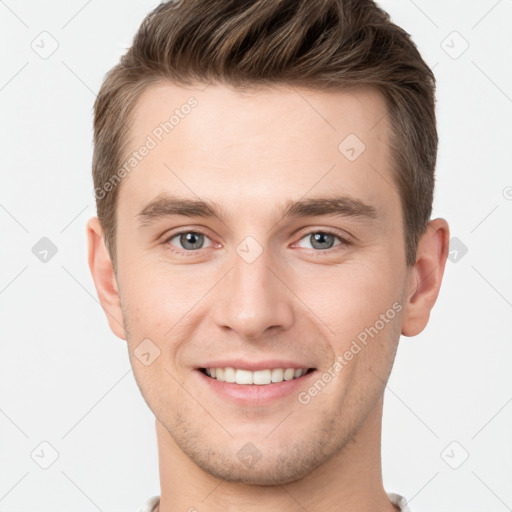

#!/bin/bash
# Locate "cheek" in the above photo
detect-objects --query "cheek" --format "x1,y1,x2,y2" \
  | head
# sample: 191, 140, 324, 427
299, 263, 405, 395
118, 260, 191, 326
306, 258, 405, 336
118, 264, 210, 373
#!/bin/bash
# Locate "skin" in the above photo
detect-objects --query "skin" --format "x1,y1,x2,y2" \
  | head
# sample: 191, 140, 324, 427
87, 82, 449, 512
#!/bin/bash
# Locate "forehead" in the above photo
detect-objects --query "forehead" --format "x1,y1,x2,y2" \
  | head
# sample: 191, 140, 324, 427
128, 81, 389, 151
118, 81, 398, 222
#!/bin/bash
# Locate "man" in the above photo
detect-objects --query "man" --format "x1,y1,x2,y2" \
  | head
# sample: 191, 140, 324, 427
87, 0, 449, 510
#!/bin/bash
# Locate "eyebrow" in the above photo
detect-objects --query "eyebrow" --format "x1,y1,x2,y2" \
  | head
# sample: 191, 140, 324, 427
136, 193, 378, 226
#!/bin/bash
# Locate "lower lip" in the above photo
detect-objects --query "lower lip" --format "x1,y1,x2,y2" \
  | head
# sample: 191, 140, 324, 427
196, 369, 317, 405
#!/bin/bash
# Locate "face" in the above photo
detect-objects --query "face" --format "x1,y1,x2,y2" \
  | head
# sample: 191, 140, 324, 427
104, 83, 415, 484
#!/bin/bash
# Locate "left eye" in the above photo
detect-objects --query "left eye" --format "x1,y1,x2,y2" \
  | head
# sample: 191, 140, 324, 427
296, 231, 346, 251
167, 231, 213, 251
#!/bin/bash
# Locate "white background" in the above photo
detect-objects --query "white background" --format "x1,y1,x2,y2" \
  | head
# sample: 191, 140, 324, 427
0, 1, 511, 510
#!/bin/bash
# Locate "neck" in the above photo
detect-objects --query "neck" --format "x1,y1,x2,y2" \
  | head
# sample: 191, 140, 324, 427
155, 396, 398, 512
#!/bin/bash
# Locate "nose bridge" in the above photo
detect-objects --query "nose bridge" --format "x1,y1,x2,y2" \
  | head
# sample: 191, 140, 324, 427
212, 236, 294, 339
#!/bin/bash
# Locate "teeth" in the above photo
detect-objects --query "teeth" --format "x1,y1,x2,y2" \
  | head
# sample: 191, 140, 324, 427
284, 368, 295, 381
254, 369, 271, 385
224, 367, 236, 383
236, 369, 253, 385
271, 368, 284, 382
204, 367, 309, 385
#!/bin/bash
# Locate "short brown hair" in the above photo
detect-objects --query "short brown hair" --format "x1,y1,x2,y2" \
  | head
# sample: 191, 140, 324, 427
93, 0, 437, 269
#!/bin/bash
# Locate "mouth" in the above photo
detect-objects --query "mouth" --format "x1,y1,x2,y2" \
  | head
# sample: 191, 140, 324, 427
198, 367, 316, 385
196, 365, 318, 405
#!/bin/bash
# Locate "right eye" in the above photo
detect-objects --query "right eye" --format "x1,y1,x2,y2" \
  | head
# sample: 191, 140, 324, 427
165, 231, 215, 253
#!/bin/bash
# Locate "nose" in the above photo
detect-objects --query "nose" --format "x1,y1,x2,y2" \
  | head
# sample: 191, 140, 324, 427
211, 242, 295, 341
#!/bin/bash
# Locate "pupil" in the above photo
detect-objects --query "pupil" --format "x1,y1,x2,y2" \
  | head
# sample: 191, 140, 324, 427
312, 232, 333, 250
181, 232, 203, 250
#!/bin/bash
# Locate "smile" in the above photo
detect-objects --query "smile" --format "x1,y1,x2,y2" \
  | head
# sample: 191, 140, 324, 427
199, 367, 315, 385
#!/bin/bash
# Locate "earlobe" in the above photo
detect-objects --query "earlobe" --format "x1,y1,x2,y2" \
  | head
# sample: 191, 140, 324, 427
401, 218, 450, 337
86, 216, 126, 340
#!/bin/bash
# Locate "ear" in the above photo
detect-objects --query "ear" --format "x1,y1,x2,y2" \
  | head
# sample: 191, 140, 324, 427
401, 218, 450, 337
86, 216, 126, 340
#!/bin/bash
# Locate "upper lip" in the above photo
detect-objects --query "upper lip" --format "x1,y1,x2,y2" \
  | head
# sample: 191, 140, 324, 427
197, 359, 316, 371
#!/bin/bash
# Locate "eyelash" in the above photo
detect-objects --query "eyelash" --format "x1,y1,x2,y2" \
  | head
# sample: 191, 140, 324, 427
163, 229, 352, 256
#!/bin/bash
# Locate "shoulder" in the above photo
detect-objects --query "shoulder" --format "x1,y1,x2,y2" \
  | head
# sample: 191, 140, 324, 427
388, 492, 412, 511
138, 495, 160, 512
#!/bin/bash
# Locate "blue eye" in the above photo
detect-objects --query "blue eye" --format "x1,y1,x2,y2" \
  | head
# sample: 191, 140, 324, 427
296, 231, 350, 251
166, 231, 213, 251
